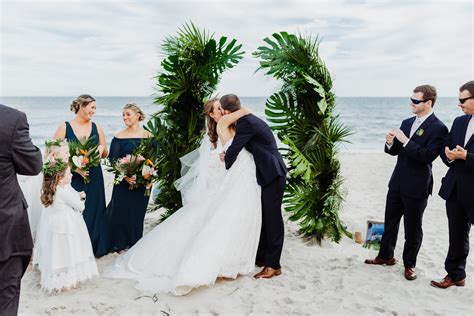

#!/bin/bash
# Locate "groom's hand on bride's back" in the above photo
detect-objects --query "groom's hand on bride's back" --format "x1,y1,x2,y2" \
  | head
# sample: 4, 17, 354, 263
219, 151, 225, 162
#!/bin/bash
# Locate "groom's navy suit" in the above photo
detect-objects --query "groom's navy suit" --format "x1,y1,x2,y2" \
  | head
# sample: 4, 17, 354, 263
0, 104, 42, 315
379, 113, 448, 268
438, 114, 474, 282
225, 114, 287, 270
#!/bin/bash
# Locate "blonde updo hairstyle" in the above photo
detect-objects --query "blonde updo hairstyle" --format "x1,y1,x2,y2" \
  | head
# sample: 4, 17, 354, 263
70, 94, 96, 114
123, 103, 145, 121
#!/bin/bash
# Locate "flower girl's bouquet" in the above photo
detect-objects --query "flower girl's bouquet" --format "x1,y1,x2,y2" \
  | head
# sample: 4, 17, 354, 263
68, 136, 101, 183
106, 154, 146, 190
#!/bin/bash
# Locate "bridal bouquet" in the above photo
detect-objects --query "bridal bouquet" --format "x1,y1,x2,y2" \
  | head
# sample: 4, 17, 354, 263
106, 154, 146, 190
68, 136, 101, 183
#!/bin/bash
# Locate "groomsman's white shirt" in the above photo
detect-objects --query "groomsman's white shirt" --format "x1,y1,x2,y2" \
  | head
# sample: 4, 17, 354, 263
464, 115, 474, 146
385, 111, 433, 149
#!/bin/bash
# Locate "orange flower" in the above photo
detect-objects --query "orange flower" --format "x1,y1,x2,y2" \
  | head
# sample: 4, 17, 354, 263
143, 174, 150, 180
79, 149, 88, 155
83, 156, 90, 165
146, 159, 154, 167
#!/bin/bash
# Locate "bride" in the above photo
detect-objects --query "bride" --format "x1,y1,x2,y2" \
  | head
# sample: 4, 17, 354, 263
105, 98, 262, 296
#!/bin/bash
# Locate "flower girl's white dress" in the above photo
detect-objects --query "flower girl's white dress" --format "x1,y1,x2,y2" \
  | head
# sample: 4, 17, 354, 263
33, 184, 98, 293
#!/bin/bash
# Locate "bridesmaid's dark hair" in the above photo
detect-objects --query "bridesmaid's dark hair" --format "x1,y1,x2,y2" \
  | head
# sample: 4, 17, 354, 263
41, 168, 67, 207
70, 94, 96, 114
204, 98, 219, 148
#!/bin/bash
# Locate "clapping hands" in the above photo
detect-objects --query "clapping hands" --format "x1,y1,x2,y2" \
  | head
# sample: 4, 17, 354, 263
445, 146, 467, 161
389, 128, 409, 144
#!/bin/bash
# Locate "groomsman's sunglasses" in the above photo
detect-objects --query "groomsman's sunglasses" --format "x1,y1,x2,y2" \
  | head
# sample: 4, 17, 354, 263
410, 98, 428, 105
459, 96, 474, 104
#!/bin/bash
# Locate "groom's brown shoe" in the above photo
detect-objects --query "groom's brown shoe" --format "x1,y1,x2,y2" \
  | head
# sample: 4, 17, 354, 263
254, 267, 282, 279
430, 276, 465, 289
404, 267, 417, 280
364, 256, 396, 266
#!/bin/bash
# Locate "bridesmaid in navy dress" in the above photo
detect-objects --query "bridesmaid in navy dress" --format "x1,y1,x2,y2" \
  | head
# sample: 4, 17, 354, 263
53, 94, 108, 256
96, 103, 152, 257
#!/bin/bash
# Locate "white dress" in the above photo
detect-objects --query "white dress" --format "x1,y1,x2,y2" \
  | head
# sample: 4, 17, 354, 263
105, 137, 262, 295
17, 173, 43, 240
33, 184, 98, 293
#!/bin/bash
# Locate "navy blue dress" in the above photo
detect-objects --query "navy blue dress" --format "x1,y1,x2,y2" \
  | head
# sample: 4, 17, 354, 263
65, 121, 106, 256
95, 137, 150, 257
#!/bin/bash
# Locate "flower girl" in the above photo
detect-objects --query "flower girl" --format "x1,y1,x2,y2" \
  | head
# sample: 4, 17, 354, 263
33, 157, 98, 293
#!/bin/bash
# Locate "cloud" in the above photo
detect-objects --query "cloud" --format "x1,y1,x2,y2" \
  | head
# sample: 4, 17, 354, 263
0, 0, 472, 97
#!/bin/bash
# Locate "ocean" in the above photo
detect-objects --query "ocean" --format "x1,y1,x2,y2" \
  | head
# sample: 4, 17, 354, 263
0, 96, 462, 152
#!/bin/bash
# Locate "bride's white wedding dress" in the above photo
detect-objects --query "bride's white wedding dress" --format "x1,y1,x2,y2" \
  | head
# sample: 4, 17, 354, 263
105, 137, 262, 295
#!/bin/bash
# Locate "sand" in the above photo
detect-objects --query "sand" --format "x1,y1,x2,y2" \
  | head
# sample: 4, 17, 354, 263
19, 153, 474, 315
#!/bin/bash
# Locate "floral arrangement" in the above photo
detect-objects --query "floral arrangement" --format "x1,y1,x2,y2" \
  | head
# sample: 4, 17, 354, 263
68, 136, 101, 183
106, 138, 158, 196
42, 158, 68, 177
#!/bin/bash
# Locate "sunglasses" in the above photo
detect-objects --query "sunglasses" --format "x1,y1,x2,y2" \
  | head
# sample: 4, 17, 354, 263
410, 98, 427, 105
459, 96, 474, 104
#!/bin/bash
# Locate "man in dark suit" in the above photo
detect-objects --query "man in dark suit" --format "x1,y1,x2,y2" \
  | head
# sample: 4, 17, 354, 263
431, 81, 474, 289
220, 94, 287, 279
0, 104, 42, 315
365, 85, 448, 281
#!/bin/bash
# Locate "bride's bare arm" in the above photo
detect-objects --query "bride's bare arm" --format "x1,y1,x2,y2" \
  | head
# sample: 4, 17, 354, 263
217, 107, 250, 129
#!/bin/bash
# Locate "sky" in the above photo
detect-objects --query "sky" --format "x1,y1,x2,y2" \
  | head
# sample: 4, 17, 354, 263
0, 0, 472, 97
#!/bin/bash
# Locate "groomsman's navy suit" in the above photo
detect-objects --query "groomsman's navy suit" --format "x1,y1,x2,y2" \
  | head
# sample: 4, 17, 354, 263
379, 113, 448, 268
439, 114, 474, 282
0, 104, 42, 315
225, 114, 287, 270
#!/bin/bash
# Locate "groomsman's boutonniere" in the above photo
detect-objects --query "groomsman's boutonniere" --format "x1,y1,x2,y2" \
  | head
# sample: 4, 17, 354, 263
416, 128, 424, 137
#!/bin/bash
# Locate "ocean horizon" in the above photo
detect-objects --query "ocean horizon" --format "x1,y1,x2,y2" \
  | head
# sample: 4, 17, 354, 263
0, 96, 462, 152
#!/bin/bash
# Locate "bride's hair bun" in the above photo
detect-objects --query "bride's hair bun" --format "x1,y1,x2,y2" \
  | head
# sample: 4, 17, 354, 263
70, 94, 96, 113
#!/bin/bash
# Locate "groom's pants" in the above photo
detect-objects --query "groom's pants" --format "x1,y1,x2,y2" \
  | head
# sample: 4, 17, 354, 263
444, 188, 473, 282
0, 255, 30, 316
256, 175, 286, 270
378, 190, 427, 268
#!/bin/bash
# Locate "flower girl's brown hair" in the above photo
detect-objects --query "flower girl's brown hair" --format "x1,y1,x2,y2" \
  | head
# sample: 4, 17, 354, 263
40, 161, 68, 207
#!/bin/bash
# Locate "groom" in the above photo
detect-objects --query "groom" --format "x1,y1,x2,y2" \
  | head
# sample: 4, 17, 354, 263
0, 104, 42, 315
220, 94, 287, 279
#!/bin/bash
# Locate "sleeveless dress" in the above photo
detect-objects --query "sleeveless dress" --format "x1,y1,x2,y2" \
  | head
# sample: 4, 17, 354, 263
65, 121, 106, 256
95, 137, 150, 257
105, 137, 262, 295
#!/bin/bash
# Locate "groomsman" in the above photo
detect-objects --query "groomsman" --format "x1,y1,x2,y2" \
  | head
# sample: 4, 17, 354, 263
365, 85, 448, 281
431, 81, 474, 289
0, 104, 42, 315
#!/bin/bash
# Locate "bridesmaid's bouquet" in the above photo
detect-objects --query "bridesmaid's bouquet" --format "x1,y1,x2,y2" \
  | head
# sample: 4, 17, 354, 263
106, 137, 159, 196
106, 154, 146, 190
68, 136, 101, 184
137, 158, 158, 196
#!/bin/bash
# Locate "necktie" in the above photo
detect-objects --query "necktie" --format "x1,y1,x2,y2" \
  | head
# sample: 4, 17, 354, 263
410, 118, 422, 137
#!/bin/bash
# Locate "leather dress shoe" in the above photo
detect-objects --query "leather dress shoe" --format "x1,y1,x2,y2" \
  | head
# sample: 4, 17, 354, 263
364, 256, 396, 266
430, 276, 465, 289
404, 267, 417, 280
254, 267, 282, 279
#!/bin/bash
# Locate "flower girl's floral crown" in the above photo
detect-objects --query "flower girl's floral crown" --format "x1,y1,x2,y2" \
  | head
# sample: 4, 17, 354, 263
42, 158, 68, 177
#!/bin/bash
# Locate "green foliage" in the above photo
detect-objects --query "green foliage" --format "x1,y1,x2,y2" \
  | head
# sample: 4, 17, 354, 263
254, 32, 352, 243
150, 22, 244, 221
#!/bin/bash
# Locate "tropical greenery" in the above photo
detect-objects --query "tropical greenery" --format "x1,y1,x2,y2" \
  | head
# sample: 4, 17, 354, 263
147, 23, 244, 220
254, 32, 352, 243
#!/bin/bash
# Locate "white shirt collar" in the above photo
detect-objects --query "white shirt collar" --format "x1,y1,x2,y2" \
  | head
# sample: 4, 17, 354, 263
415, 111, 433, 124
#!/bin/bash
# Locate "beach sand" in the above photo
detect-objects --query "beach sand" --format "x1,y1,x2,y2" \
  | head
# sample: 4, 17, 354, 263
20, 153, 474, 315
